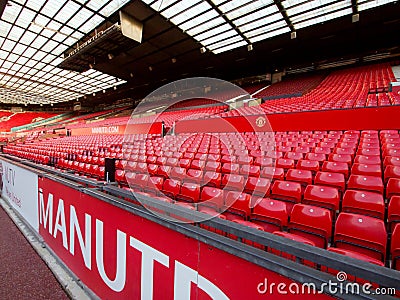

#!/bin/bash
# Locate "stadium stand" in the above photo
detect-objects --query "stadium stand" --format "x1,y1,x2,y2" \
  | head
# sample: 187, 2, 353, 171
1, 0, 400, 298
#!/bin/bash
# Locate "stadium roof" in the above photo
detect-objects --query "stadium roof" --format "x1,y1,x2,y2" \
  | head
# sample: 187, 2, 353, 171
0, 0, 399, 106
0, 0, 128, 105
143, 0, 394, 54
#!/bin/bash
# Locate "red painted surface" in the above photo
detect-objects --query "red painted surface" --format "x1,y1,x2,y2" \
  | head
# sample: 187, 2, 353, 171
175, 106, 400, 133
70, 122, 163, 135
38, 177, 334, 299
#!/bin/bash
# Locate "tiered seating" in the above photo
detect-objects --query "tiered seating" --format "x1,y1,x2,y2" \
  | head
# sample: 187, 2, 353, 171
254, 73, 325, 99
241, 82, 269, 95
0, 112, 57, 132
167, 99, 222, 110
212, 63, 397, 117
4, 128, 400, 271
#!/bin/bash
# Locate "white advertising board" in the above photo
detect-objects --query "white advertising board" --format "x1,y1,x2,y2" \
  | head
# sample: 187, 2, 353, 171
0, 158, 39, 231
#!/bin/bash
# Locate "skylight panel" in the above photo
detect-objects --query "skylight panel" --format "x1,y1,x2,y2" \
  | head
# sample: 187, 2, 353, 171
208, 35, 244, 51
358, 0, 396, 11
2, 3, 22, 23
240, 15, 284, 33
3, 40, 16, 52
200, 30, 238, 47
15, 8, 36, 28
179, 10, 219, 31
68, 7, 92, 29
224, 1, 276, 20
87, 0, 108, 12
99, 0, 130, 17
170, 2, 211, 25
294, 8, 353, 29
245, 19, 287, 37
163, 0, 202, 19
8, 26, 24, 41
217, 0, 254, 13
80, 15, 105, 33
54, 1, 81, 23
3, 61, 13, 69
16, 56, 28, 65
41, 1, 66, 18
249, 27, 290, 43
31, 35, 48, 49
149, 0, 178, 12
186, 16, 226, 36
195, 23, 232, 41
213, 41, 247, 54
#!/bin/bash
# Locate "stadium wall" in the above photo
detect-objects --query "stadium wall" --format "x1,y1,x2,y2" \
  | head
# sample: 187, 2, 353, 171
175, 106, 400, 133
0, 155, 398, 299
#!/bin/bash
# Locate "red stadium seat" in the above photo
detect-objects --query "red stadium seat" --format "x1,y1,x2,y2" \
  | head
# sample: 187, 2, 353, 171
221, 163, 240, 174
334, 212, 387, 262
288, 204, 332, 248
223, 191, 251, 220
176, 182, 201, 203
202, 171, 221, 188
185, 169, 203, 184
296, 159, 320, 173
162, 179, 181, 199
170, 167, 186, 181
391, 224, 400, 270
145, 176, 164, 194
383, 156, 400, 168
328, 154, 352, 166
261, 167, 285, 181
354, 155, 381, 165
322, 247, 384, 279
321, 161, 349, 178
240, 165, 260, 177
147, 164, 159, 176
303, 185, 340, 216
305, 153, 326, 164
388, 196, 400, 232
199, 187, 224, 210
285, 169, 312, 189
276, 158, 295, 170
115, 169, 126, 184
342, 190, 385, 220
166, 157, 178, 167
284, 152, 303, 161
254, 157, 274, 167
179, 158, 191, 169
250, 198, 288, 232
270, 180, 302, 213
157, 165, 171, 179
205, 161, 221, 172
244, 177, 270, 197
314, 171, 345, 193
351, 163, 382, 177
131, 173, 149, 191
384, 165, 400, 184
347, 174, 384, 194
386, 178, 400, 199
222, 174, 245, 191
190, 159, 205, 171
271, 231, 316, 266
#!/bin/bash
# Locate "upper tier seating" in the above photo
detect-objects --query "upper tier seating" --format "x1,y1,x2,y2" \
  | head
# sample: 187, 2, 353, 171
0, 112, 57, 131
254, 74, 325, 99
215, 63, 398, 118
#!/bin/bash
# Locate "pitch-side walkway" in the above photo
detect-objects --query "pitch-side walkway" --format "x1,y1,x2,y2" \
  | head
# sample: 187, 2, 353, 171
0, 198, 92, 300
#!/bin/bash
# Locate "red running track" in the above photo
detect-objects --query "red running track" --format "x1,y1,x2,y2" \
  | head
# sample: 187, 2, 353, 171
0, 206, 69, 299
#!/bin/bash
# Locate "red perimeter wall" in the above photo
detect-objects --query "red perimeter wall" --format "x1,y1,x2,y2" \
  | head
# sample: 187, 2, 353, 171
175, 106, 400, 133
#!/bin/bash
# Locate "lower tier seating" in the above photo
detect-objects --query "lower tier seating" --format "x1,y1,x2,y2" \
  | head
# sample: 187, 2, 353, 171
3, 129, 400, 272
